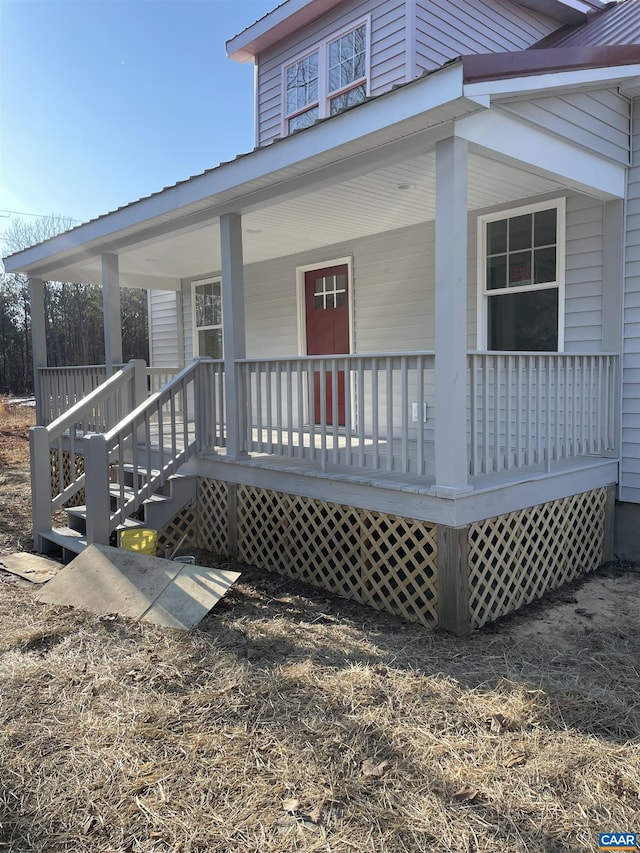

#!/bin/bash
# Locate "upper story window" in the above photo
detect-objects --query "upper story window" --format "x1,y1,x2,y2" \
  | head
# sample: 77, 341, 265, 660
283, 20, 369, 135
478, 199, 565, 352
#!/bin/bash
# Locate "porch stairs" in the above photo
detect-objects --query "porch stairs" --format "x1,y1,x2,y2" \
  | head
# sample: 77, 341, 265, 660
41, 467, 197, 563
30, 359, 216, 560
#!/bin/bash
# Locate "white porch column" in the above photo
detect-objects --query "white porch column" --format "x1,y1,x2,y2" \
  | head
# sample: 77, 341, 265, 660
102, 253, 122, 374
29, 277, 47, 425
434, 136, 470, 496
220, 213, 247, 460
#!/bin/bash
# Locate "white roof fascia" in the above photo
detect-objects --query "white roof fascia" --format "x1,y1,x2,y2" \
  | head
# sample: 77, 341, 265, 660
514, 0, 603, 23
226, 0, 341, 62
5, 63, 469, 275
464, 64, 640, 99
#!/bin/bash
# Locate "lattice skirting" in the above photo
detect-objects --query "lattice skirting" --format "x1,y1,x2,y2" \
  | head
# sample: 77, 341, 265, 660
233, 484, 439, 627
157, 505, 199, 556
194, 479, 609, 631
50, 450, 85, 507
195, 479, 229, 555
468, 487, 607, 628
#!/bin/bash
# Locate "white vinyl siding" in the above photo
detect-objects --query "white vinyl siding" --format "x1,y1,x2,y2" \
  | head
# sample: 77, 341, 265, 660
235, 194, 603, 358
414, 0, 558, 74
148, 290, 180, 367
564, 195, 604, 351
499, 89, 631, 166
621, 101, 640, 503
257, 0, 406, 145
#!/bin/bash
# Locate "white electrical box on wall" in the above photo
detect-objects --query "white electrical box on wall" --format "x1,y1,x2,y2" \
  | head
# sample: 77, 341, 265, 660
412, 402, 428, 423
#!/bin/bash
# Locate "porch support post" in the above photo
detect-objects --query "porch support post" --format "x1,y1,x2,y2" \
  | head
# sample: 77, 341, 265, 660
434, 136, 470, 496
29, 277, 47, 425
437, 524, 471, 635
102, 253, 123, 375
220, 213, 247, 460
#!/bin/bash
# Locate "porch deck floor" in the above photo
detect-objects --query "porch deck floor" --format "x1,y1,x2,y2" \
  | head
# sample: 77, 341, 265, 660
128, 420, 614, 495
204, 430, 613, 496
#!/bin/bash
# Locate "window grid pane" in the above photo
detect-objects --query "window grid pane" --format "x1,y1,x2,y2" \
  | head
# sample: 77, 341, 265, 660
330, 83, 367, 116
286, 52, 319, 115
288, 107, 319, 132
314, 274, 347, 309
486, 208, 557, 291
485, 206, 560, 352
328, 25, 366, 94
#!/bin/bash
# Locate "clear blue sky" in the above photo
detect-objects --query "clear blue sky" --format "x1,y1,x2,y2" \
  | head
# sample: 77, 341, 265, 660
0, 0, 277, 227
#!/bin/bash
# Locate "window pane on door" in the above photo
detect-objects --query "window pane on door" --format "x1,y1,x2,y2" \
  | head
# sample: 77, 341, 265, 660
488, 289, 558, 351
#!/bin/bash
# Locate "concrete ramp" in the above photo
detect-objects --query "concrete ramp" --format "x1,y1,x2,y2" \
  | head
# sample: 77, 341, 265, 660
37, 544, 240, 629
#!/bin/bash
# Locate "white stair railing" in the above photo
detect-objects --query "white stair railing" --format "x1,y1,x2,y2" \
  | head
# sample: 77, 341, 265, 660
38, 364, 127, 425
83, 358, 224, 544
30, 360, 147, 551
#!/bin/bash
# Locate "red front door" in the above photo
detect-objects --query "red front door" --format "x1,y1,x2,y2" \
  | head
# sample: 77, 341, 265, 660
305, 264, 349, 425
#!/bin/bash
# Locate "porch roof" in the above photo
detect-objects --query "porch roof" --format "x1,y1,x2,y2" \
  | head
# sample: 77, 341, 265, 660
4, 54, 637, 290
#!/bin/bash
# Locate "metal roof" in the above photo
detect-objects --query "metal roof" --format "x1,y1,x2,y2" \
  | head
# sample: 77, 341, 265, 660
534, 0, 640, 46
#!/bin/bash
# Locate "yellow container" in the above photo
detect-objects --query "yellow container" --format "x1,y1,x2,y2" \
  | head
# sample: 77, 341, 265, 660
119, 528, 158, 555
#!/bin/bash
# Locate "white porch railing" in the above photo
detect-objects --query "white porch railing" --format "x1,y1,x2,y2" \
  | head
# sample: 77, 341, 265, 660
31, 358, 225, 550
84, 359, 224, 542
30, 360, 147, 547
30, 351, 619, 553
38, 364, 125, 425
237, 353, 435, 475
147, 367, 180, 393
468, 352, 618, 476
38, 365, 182, 425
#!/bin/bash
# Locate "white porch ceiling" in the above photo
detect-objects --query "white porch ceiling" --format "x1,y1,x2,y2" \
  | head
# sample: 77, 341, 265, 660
54, 151, 563, 289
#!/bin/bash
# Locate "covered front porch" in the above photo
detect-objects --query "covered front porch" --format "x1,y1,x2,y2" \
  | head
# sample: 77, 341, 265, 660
11, 64, 626, 630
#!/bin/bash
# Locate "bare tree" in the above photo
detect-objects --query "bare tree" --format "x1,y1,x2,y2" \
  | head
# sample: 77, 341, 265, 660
0, 215, 148, 394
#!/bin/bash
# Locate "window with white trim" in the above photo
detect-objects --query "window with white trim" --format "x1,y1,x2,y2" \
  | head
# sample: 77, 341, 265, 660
479, 200, 565, 352
192, 278, 223, 358
283, 20, 369, 135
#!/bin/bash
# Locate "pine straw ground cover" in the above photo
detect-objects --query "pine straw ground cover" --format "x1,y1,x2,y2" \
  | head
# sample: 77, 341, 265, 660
0, 558, 639, 853
0, 400, 639, 852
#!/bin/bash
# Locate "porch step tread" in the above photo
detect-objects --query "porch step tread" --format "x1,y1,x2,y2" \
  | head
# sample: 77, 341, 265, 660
64, 508, 150, 529
121, 464, 162, 478
42, 527, 88, 554
106, 486, 171, 503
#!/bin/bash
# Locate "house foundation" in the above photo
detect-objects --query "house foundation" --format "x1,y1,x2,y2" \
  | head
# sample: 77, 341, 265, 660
161, 478, 614, 634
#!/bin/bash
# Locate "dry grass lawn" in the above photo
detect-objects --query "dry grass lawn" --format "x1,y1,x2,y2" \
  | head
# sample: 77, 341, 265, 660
0, 399, 639, 853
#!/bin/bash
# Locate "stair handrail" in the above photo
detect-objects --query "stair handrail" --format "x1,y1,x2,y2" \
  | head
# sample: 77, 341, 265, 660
30, 359, 148, 552
84, 358, 218, 543
43, 360, 142, 440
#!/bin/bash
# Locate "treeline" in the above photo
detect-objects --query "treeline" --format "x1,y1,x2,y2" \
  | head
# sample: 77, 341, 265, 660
0, 217, 148, 395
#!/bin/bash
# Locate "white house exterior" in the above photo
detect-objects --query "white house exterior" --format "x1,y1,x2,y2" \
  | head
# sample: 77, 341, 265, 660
5, 0, 640, 633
